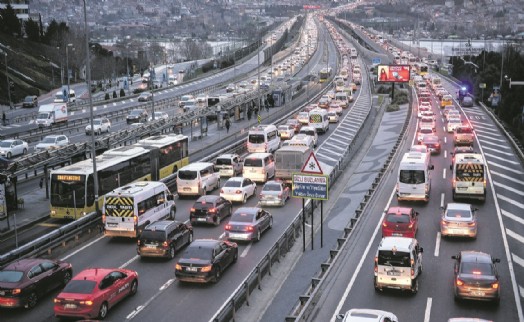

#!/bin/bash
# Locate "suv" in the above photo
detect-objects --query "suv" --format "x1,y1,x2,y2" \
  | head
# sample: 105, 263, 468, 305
85, 117, 111, 135
126, 109, 148, 124
35, 135, 69, 152
22, 95, 38, 108
137, 220, 193, 259
374, 237, 423, 294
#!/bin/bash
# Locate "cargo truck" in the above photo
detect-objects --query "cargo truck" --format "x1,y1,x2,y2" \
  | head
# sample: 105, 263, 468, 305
36, 103, 68, 127
274, 145, 311, 183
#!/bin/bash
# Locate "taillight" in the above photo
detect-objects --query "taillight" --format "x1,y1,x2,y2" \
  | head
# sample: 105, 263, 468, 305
162, 241, 169, 248
225, 224, 231, 230
492, 282, 499, 289
102, 214, 106, 223
456, 279, 464, 286
246, 226, 254, 232
220, 189, 224, 193
411, 268, 415, 276
134, 216, 138, 225
452, 179, 456, 188
235, 190, 242, 194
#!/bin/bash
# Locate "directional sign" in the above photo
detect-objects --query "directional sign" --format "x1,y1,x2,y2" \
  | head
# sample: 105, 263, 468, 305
292, 174, 328, 200
479, 83, 486, 89
301, 152, 323, 175
372, 58, 381, 65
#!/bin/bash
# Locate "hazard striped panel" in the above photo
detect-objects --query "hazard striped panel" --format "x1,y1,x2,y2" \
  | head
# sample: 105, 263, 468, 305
456, 163, 484, 182
105, 197, 134, 217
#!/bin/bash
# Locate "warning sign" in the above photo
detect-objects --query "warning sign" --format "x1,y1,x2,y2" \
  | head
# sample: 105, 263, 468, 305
301, 152, 323, 175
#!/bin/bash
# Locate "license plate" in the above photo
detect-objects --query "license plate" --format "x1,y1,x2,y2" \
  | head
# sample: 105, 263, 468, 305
458, 187, 467, 191
392, 233, 403, 237
229, 233, 246, 239
471, 291, 485, 296
387, 271, 400, 276
187, 267, 198, 272
183, 187, 191, 191
64, 303, 77, 309
250, 170, 257, 173
197, 218, 207, 222
108, 223, 117, 227
145, 245, 157, 248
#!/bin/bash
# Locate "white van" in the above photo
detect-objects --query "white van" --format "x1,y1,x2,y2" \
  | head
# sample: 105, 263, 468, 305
54, 89, 76, 103
308, 108, 329, 134
247, 125, 281, 153
103, 181, 176, 238
334, 92, 349, 108
374, 237, 423, 293
397, 152, 434, 202
177, 162, 221, 197
242, 153, 275, 183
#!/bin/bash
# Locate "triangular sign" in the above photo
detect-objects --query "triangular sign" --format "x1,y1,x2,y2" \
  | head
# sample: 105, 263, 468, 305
301, 152, 323, 175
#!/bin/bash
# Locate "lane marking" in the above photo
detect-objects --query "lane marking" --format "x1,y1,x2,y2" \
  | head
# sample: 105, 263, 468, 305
60, 235, 105, 261
444, 150, 447, 159
126, 278, 176, 320
488, 161, 524, 174
424, 297, 432, 322
502, 209, 524, 226
484, 153, 520, 164
513, 253, 524, 269
440, 193, 445, 208
482, 146, 515, 155
498, 194, 524, 210
444, 137, 447, 144
442, 168, 446, 179
520, 285, 524, 299
491, 171, 524, 186
506, 229, 524, 244
494, 181, 524, 196
434, 233, 441, 257
120, 255, 139, 268
478, 139, 511, 149
476, 135, 506, 143
240, 243, 252, 257
330, 188, 396, 322
474, 127, 500, 135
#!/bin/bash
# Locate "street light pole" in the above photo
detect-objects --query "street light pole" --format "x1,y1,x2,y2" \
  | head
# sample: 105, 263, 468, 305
0, 50, 12, 110
83, 0, 100, 216
66, 43, 73, 102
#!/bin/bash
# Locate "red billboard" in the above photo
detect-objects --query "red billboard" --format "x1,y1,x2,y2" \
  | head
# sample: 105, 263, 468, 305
377, 65, 411, 83
303, 5, 321, 9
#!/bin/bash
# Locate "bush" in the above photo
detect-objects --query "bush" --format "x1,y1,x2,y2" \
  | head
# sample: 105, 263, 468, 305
112, 91, 117, 98
376, 85, 391, 94
104, 93, 110, 100
120, 89, 125, 97
386, 104, 400, 112
393, 91, 409, 104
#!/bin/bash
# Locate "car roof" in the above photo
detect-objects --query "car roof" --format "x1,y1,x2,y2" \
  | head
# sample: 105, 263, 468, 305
386, 206, 412, 214
217, 153, 238, 159
460, 251, 493, 263
446, 203, 471, 211
44, 135, 63, 139
379, 237, 415, 252
144, 220, 180, 231
190, 239, 220, 248
5, 258, 47, 271
196, 195, 220, 203
226, 177, 245, 182
0, 139, 16, 143
234, 207, 260, 215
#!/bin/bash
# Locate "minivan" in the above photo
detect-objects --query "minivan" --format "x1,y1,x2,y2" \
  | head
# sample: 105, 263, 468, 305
242, 153, 275, 183
247, 125, 280, 153
137, 220, 193, 259
177, 162, 221, 197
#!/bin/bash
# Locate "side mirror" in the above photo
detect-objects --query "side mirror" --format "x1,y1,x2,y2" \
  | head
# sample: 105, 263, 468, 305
419, 247, 423, 253
429, 165, 434, 170
336, 314, 345, 320
451, 255, 458, 260
167, 194, 174, 201
415, 211, 419, 216
494, 258, 501, 263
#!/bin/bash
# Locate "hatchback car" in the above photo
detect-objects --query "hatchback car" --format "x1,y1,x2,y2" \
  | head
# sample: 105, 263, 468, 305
54, 268, 138, 319
175, 239, 238, 283
381, 207, 419, 238
220, 177, 257, 204
190, 195, 232, 226
137, 220, 193, 259
0, 258, 72, 309
417, 126, 434, 143
0, 139, 29, 158
35, 135, 69, 152
126, 109, 148, 124
336, 308, 398, 322
85, 118, 111, 135
419, 116, 435, 131
297, 112, 309, 125
421, 134, 441, 154
22, 95, 38, 108
440, 203, 478, 238
137, 91, 152, 102
258, 180, 290, 207
225, 207, 273, 242
452, 251, 500, 303
327, 111, 339, 123
286, 118, 302, 133
278, 125, 295, 140
298, 126, 318, 147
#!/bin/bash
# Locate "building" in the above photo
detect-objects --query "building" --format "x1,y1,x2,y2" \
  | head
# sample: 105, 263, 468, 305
0, 0, 30, 20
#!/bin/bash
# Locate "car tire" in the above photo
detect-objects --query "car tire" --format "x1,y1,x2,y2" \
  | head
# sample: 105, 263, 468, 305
373, 277, 381, 292
255, 230, 261, 242
411, 278, 418, 294
233, 249, 238, 263
6, 152, 11, 159
202, 187, 207, 195
26, 292, 37, 309
253, 187, 257, 198
214, 215, 221, 226
268, 217, 273, 230
216, 179, 221, 190
97, 129, 102, 135
107, 127, 110, 133
130, 279, 138, 296
242, 194, 247, 204
23, 148, 27, 155
168, 207, 176, 220
98, 301, 109, 319
187, 232, 193, 245
169, 246, 175, 259
63, 270, 73, 286
213, 266, 222, 283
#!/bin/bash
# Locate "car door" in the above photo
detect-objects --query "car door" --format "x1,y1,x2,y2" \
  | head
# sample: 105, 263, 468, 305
216, 198, 225, 219
99, 273, 118, 307
213, 244, 225, 271
110, 271, 129, 304
40, 260, 62, 291
27, 264, 48, 297
171, 225, 183, 250
219, 242, 234, 267
12, 140, 21, 156
410, 209, 418, 233
244, 178, 255, 198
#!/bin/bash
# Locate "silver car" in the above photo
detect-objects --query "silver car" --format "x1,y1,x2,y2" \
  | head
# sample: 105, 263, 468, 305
258, 181, 290, 207
225, 207, 273, 242
440, 203, 478, 238
0, 139, 29, 158
85, 117, 111, 135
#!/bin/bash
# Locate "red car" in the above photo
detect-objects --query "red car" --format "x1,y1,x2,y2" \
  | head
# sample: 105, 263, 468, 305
381, 207, 419, 238
54, 268, 138, 320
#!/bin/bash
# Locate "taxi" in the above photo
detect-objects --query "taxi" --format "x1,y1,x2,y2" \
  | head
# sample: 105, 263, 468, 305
54, 268, 138, 320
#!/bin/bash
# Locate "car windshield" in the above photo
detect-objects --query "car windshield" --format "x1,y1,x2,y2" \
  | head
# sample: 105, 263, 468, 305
42, 137, 57, 144
93, 120, 102, 125
244, 158, 263, 167
386, 214, 410, 223
0, 270, 24, 283
24, 97, 34, 102
181, 96, 191, 102
0, 141, 13, 148
215, 158, 232, 166
378, 251, 411, 267
248, 134, 265, 144
178, 170, 197, 180
62, 280, 97, 294
130, 110, 142, 116
263, 183, 281, 192
301, 130, 315, 136
183, 245, 213, 260
420, 128, 432, 134
461, 262, 493, 275
446, 208, 472, 219
278, 126, 290, 131
231, 212, 255, 223
399, 170, 425, 184
224, 180, 241, 188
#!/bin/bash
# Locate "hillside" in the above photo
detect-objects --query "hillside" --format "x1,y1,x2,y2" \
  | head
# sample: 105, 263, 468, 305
0, 33, 61, 106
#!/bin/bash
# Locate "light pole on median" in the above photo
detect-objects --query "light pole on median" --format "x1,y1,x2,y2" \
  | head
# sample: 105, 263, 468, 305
0, 49, 12, 110
83, 0, 100, 216
66, 43, 73, 102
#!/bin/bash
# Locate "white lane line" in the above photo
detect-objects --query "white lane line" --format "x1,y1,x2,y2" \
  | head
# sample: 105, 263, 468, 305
502, 209, 524, 226
469, 120, 495, 128
112, 102, 117, 106
478, 139, 511, 149
318, 154, 339, 162
491, 171, 524, 186
240, 243, 252, 257
440, 193, 445, 208
103, 105, 107, 108
129, 99, 134, 102
507, 229, 524, 244
444, 137, 447, 144
444, 150, 447, 159
322, 146, 343, 156
120, 255, 139, 268
494, 182, 524, 196
324, 141, 346, 151
484, 153, 520, 164
330, 188, 396, 322
488, 161, 524, 174
482, 146, 515, 155
442, 126, 445, 132
474, 127, 500, 135
520, 285, 524, 299
424, 297, 432, 322
434, 233, 441, 257
476, 135, 506, 143
126, 278, 176, 320
61, 235, 105, 261
498, 194, 524, 209
513, 253, 524, 269
442, 168, 446, 179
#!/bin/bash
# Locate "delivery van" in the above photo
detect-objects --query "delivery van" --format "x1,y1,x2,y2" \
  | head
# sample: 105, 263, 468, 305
36, 103, 68, 127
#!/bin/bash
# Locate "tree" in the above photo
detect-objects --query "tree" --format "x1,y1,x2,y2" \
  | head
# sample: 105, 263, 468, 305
25, 18, 40, 42
0, 2, 22, 36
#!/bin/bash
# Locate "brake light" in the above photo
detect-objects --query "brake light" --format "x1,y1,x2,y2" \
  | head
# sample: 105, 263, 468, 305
162, 241, 169, 248
492, 282, 499, 289
246, 226, 254, 232
225, 224, 231, 230
452, 179, 456, 188
220, 189, 224, 193
102, 214, 106, 223
201, 265, 212, 273
175, 264, 182, 270
411, 268, 415, 276
456, 279, 464, 286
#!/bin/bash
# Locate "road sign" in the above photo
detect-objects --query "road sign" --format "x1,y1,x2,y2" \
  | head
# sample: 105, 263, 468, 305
479, 83, 486, 89
301, 152, 323, 175
372, 58, 381, 65
257, 114, 261, 124
292, 174, 328, 200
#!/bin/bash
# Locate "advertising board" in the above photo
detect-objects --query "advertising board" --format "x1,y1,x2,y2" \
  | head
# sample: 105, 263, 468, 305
377, 65, 411, 83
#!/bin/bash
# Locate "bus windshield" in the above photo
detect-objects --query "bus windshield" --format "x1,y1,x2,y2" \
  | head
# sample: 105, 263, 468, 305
50, 175, 86, 208
399, 170, 425, 184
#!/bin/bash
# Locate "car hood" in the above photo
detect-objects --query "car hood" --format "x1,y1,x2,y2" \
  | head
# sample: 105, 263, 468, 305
36, 143, 56, 148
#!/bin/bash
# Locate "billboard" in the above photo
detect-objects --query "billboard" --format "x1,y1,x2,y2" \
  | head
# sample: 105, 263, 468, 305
377, 65, 411, 83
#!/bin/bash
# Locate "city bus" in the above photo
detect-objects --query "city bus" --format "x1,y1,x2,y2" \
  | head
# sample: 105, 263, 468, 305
49, 135, 189, 220
417, 63, 429, 76
319, 68, 332, 83
135, 134, 189, 178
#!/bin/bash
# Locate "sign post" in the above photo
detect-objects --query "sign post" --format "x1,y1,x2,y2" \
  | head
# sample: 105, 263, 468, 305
292, 152, 328, 250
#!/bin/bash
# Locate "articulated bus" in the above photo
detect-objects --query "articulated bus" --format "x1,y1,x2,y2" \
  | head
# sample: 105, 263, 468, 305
50, 135, 189, 220
319, 68, 332, 83
135, 134, 189, 178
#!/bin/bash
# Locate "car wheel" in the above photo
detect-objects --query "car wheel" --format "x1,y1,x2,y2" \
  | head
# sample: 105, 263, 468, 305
214, 215, 221, 226
253, 186, 257, 198
411, 278, 418, 294
213, 266, 222, 283
63, 270, 73, 286
98, 301, 109, 319
168, 207, 176, 220
169, 246, 175, 259
373, 277, 381, 292
6, 152, 11, 159
216, 179, 221, 190
187, 232, 193, 245
97, 129, 102, 135
233, 249, 238, 263
107, 126, 111, 133
23, 148, 28, 155
242, 194, 247, 204
202, 187, 207, 195
255, 230, 261, 242
268, 217, 273, 229
26, 292, 37, 309
130, 279, 138, 296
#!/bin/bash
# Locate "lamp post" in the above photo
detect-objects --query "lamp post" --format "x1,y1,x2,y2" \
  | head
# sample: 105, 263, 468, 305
148, 65, 155, 121
83, 0, 100, 216
0, 49, 12, 110
66, 43, 73, 102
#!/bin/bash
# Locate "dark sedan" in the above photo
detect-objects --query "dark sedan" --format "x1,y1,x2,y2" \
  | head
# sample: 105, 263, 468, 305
175, 239, 238, 283
452, 251, 500, 303
225, 207, 273, 242
421, 134, 441, 154
0, 258, 72, 309
126, 109, 148, 124
190, 195, 232, 226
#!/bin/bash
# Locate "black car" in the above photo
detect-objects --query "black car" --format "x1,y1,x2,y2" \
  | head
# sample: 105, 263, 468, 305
0, 258, 72, 309
126, 109, 148, 124
22, 95, 38, 108
137, 220, 193, 259
175, 239, 238, 283
452, 251, 500, 303
190, 195, 232, 226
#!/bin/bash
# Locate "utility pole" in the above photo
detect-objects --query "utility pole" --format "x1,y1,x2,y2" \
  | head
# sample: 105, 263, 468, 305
0, 50, 12, 110
66, 43, 73, 102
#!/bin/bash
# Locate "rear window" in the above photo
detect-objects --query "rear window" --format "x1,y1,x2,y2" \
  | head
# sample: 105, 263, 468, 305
0, 270, 24, 283
263, 183, 281, 191
183, 245, 213, 260
244, 158, 263, 167
456, 127, 472, 134
386, 214, 410, 223
178, 170, 198, 180
140, 230, 166, 242
248, 134, 265, 144
461, 262, 493, 275
215, 158, 232, 166
62, 280, 97, 294
194, 201, 213, 210
378, 251, 411, 267
231, 212, 255, 223
224, 180, 241, 188
446, 209, 472, 219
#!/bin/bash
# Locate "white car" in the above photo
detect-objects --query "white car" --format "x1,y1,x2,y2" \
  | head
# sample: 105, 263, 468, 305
417, 126, 434, 143
0, 139, 29, 158
283, 134, 314, 149
149, 111, 169, 121
85, 117, 111, 135
35, 135, 69, 152
336, 308, 398, 322
278, 125, 295, 140
138, 91, 152, 102
327, 111, 339, 123
329, 104, 343, 116
298, 126, 318, 147
297, 112, 309, 125
220, 177, 257, 204
447, 117, 462, 133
